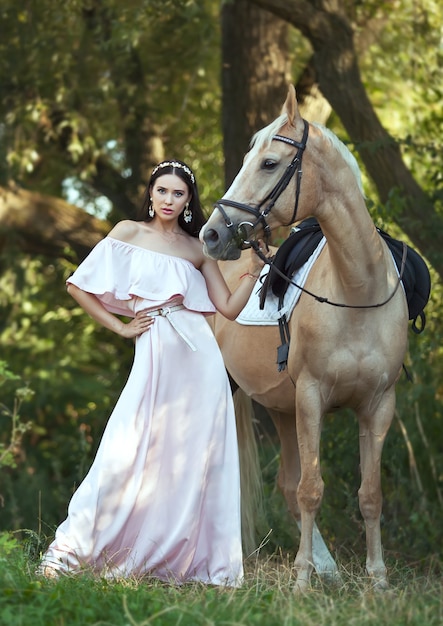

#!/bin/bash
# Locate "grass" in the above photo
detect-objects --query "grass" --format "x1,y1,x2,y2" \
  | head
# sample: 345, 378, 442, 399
1, 534, 442, 626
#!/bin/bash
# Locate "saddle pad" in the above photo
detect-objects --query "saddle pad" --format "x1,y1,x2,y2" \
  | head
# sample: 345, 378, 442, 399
236, 237, 326, 326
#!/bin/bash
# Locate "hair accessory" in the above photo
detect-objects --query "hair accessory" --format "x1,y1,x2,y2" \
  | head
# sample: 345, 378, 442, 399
183, 203, 192, 223
151, 161, 195, 184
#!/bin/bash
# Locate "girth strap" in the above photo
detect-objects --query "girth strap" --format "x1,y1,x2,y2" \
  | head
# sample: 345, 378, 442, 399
277, 314, 291, 372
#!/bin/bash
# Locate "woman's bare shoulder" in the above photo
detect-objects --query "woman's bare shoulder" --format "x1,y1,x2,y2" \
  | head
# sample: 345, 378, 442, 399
107, 220, 141, 242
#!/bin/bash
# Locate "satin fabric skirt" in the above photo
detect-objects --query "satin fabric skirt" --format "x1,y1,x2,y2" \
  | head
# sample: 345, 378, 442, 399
39, 302, 244, 586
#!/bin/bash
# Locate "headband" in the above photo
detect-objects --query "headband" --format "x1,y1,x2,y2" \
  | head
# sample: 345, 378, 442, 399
151, 161, 195, 184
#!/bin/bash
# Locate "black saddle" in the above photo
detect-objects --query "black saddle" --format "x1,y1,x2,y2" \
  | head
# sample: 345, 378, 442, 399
260, 218, 431, 344
259, 217, 323, 310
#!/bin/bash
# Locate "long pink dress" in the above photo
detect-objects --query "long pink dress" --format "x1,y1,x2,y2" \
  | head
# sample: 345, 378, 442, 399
39, 237, 244, 586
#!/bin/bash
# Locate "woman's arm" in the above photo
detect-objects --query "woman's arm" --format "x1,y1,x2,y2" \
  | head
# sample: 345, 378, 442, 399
200, 243, 269, 321
66, 284, 154, 338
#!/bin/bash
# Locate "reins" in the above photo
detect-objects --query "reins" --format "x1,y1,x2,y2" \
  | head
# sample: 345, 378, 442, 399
250, 227, 408, 311
215, 117, 408, 311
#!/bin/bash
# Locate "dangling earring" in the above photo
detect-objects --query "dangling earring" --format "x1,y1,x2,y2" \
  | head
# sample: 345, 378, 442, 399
148, 198, 154, 218
183, 203, 192, 223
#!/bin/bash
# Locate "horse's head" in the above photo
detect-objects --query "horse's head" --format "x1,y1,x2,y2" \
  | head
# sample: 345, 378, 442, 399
201, 85, 316, 260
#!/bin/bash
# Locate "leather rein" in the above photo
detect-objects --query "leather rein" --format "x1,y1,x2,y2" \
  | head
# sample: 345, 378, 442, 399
213, 119, 407, 311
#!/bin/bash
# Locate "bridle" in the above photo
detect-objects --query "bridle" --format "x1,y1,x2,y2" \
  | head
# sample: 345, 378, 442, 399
213, 119, 310, 248
212, 118, 408, 312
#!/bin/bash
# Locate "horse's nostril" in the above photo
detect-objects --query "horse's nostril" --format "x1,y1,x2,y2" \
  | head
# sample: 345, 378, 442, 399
205, 228, 219, 244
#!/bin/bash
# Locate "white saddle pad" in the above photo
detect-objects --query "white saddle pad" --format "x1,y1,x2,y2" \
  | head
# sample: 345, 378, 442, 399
236, 237, 326, 326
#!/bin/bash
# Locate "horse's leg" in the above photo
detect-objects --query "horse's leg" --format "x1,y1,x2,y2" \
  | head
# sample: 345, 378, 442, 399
269, 408, 339, 580
358, 389, 396, 590
292, 390, 324, 591
268, 409, 300, 519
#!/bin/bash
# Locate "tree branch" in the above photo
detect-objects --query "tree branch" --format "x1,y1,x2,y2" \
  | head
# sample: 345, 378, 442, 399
0, 184, 109, 262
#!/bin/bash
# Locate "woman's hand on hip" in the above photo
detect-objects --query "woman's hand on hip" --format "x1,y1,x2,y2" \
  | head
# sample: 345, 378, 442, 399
121, 311, 155, 339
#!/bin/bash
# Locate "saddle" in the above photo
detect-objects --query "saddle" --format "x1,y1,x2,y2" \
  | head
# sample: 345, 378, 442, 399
259, 218, 431, 371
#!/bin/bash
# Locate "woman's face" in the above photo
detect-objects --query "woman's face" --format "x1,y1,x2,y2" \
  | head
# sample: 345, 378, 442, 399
150, 174, 191, 222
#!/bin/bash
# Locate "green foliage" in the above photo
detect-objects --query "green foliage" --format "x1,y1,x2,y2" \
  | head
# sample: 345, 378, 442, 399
324, 1, 443, 251
0, 0, 224, 213
0, 251, 134, 532
0, 361, 34, 471
0, 531, 21, 557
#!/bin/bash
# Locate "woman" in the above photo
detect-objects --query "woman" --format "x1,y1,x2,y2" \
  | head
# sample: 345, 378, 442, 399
37, 159, 267, 586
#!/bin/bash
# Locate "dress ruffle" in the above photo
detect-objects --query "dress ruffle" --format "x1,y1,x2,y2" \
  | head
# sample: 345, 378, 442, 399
66, 237, 216, 317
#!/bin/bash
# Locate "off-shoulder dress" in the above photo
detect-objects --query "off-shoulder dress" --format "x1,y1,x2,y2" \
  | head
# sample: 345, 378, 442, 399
38, 237, 243, 586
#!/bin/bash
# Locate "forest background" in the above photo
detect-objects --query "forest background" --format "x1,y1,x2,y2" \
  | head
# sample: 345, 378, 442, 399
0, 0, 442, 571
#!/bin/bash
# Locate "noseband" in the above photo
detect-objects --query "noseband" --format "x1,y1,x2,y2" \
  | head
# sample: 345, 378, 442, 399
214, 119, 309, 246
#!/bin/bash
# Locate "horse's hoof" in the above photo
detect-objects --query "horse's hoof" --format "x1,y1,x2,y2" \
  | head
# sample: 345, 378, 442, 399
370, 576, 389, 592
318, 569, 343, 586
293, 575, 311, 594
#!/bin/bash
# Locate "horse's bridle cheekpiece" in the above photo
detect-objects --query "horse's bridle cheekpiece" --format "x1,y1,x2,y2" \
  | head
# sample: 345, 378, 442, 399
214, 119, 310, 248
213, 119, 410, 316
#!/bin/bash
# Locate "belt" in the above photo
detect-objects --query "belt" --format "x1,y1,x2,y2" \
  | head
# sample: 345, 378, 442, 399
147, 304, 185, 317
144, 304, 196, 351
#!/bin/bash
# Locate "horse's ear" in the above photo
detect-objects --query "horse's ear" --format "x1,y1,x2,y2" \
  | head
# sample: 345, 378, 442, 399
281, 85, 301, 127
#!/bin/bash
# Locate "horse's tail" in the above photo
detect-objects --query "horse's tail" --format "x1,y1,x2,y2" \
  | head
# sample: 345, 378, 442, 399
234, 387, 264, 556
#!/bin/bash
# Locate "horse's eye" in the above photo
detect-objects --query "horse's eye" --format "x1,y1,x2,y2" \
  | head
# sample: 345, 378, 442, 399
262, 159, 277, 170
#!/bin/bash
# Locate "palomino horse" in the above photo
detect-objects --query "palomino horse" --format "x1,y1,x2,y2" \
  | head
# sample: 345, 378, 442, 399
201, 86, 409, 591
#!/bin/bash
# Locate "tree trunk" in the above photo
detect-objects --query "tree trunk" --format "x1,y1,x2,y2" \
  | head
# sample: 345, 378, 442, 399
248, 0, 443, 278
221, 0, 291, 187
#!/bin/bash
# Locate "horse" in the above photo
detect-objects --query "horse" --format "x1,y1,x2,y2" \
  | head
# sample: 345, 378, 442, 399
200, 85, 410, 591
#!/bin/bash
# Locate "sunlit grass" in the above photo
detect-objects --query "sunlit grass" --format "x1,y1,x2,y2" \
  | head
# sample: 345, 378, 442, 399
1, 534, 441, 626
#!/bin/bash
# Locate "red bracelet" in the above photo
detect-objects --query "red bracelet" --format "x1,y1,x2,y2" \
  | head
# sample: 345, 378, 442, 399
240, 272, 259, 280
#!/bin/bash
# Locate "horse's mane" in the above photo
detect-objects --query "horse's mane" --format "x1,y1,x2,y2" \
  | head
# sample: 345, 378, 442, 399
250, 114, 364, 195
311, 122, 364, 194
